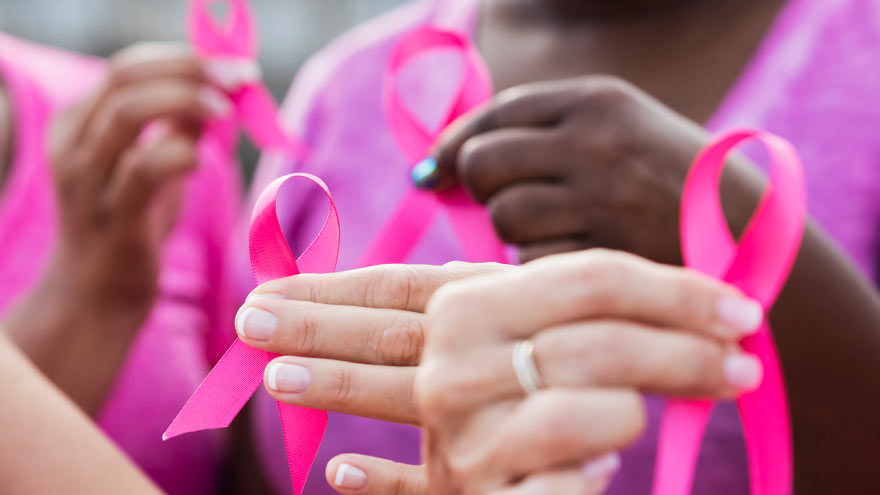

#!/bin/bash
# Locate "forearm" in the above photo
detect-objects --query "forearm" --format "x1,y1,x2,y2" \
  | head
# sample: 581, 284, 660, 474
0, 332, 157, 494
2, 265, 149, 415
768, 223, 880, 494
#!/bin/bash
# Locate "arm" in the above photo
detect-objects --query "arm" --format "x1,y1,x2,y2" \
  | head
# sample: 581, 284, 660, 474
2, 43, 232, 414
0, 331, 157, 493
421, 75, 880, 493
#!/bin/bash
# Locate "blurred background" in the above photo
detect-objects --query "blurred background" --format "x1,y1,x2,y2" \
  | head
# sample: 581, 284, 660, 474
0, 0, 407, 176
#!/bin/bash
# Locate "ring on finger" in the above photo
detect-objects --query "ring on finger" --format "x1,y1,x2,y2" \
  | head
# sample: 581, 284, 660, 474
512, 340, 544, 394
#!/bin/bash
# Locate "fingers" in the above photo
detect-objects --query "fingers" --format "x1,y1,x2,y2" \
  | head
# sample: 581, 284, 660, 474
454, 128, 564, 202
236, 297, 426, 366
249, 262, 511, 313
485, 389, 642, 481
491, 461, 617, 495
418, 320, 760, 417
264, 357, 419, 425
108, 125, 199, 216
83, 79, 228, 179
487, 183, 583, 245
427, 81, 581, 190
426, 249, 763, 350
326, 455, 426, 495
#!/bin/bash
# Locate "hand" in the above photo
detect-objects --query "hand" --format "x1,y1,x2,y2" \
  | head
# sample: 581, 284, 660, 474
236, 262, 509, 424
417, 249, 765, 494
417, 76, 763, 264
48, 42, 231, 310
2, 43, 233, 412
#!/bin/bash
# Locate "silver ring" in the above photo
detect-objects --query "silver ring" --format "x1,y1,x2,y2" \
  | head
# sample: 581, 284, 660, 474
512, 340, 544, 394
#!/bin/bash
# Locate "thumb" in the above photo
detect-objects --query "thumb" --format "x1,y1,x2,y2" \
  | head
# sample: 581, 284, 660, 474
326, 454, 427, 495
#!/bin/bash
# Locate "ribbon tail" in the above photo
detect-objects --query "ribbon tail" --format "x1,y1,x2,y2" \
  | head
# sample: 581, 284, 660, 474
737, 325, 793, 495
236, 85, 309, 161
358, 189, 440, 267
440, 186, 507, 263
277, 401, 328, 495
163, 339, 269, 440
652, 399, 714, 495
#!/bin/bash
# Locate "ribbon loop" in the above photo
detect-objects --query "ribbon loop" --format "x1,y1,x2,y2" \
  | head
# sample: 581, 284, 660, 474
653, 129, 805, 495
363, 26, 505, 267
188, 0, 256, 58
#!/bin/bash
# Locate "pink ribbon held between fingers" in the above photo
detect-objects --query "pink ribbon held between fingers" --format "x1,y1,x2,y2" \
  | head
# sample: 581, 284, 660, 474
164, 173, 340, 495
653, 129, 806, 495
188, 0, 308, 161
362, 26, 507, 266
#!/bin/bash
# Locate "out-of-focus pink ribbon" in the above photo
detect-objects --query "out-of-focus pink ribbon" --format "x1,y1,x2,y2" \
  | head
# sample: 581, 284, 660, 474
187, 0, 307, 160
362, 26, 506, 266
165, 2, 332, 494
653, 129, 805, 495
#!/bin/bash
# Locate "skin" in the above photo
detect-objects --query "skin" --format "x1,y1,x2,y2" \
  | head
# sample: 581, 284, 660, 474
0, 332, 156, 494
414, 0, 880, 492
0, 43, 232, 414
0, 79, 11, 189
236, 253, 764, 494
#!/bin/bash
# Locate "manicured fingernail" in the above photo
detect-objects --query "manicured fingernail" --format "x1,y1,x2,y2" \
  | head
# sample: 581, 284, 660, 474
717, 297, 763, 334
334, 463, 368, 490
724, 353, 763, 391
411, 157, 439, 189
266, 363, 311, 393
582, 452, 621, 481
246, 292, 284, 302
235, 308, 276, 342
205, 59, 261, 90
199, 87, 232, 117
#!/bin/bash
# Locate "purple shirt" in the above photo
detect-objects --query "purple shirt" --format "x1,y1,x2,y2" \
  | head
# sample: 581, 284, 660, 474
247, 0, 880, 492
0, 34, 242, 494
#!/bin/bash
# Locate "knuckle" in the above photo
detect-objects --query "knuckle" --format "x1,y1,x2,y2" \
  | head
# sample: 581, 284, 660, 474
416, 360, 459, 420
581, 75, 637, 107
290, 310, 321, 356
378, 315, 425, 366
576, 250, 631, 313
368, 266, 419, 311
105, 94, 137, 127
329, 365, 358, 407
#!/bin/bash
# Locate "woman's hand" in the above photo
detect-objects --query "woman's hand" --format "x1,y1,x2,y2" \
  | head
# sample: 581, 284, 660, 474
2, 43, 233, 413
49, 42, 230, 309
236, 262, 508, 425
417, 250, 763, 494
416, 76, 763, 264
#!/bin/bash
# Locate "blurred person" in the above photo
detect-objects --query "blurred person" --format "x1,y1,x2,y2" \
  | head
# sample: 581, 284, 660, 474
0, 35, 241, 494
238, 0, 880, 493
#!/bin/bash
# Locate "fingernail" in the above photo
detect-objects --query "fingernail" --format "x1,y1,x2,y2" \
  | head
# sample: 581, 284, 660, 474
724, 353, 763, 391
235, 308, 276, 342
334, 463, 368, 490
411, 157, 439, 189
205, 59, 262, 90
199, 86, 232, 117
582, 452, 621, 481
266, 363, 312, 394
717, 297, 764, 334
246, 292, 284, 302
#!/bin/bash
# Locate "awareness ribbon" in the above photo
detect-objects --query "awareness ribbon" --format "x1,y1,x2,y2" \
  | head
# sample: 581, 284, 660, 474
362, 26, 506, 266
653, 129, 806, 495
165, 2, 334, 494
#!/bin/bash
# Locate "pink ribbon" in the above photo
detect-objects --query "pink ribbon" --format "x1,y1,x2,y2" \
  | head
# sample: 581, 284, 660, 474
165, 2, 332, 494
363, 26, 506, 266
653, 129, 805, 495
164, 173, 339, 495
187, 0, 307, 160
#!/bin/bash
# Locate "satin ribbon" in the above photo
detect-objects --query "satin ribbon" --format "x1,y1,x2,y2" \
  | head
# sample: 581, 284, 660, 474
164, 173, 339, 495
362, 26, 506, 266
653, 129, 805, 495
165, 2, 331, 494
187, 0, 307, 160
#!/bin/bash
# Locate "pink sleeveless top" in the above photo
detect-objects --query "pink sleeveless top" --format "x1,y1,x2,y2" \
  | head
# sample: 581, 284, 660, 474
244, 0, 880, 492
0, 33, 242, 495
